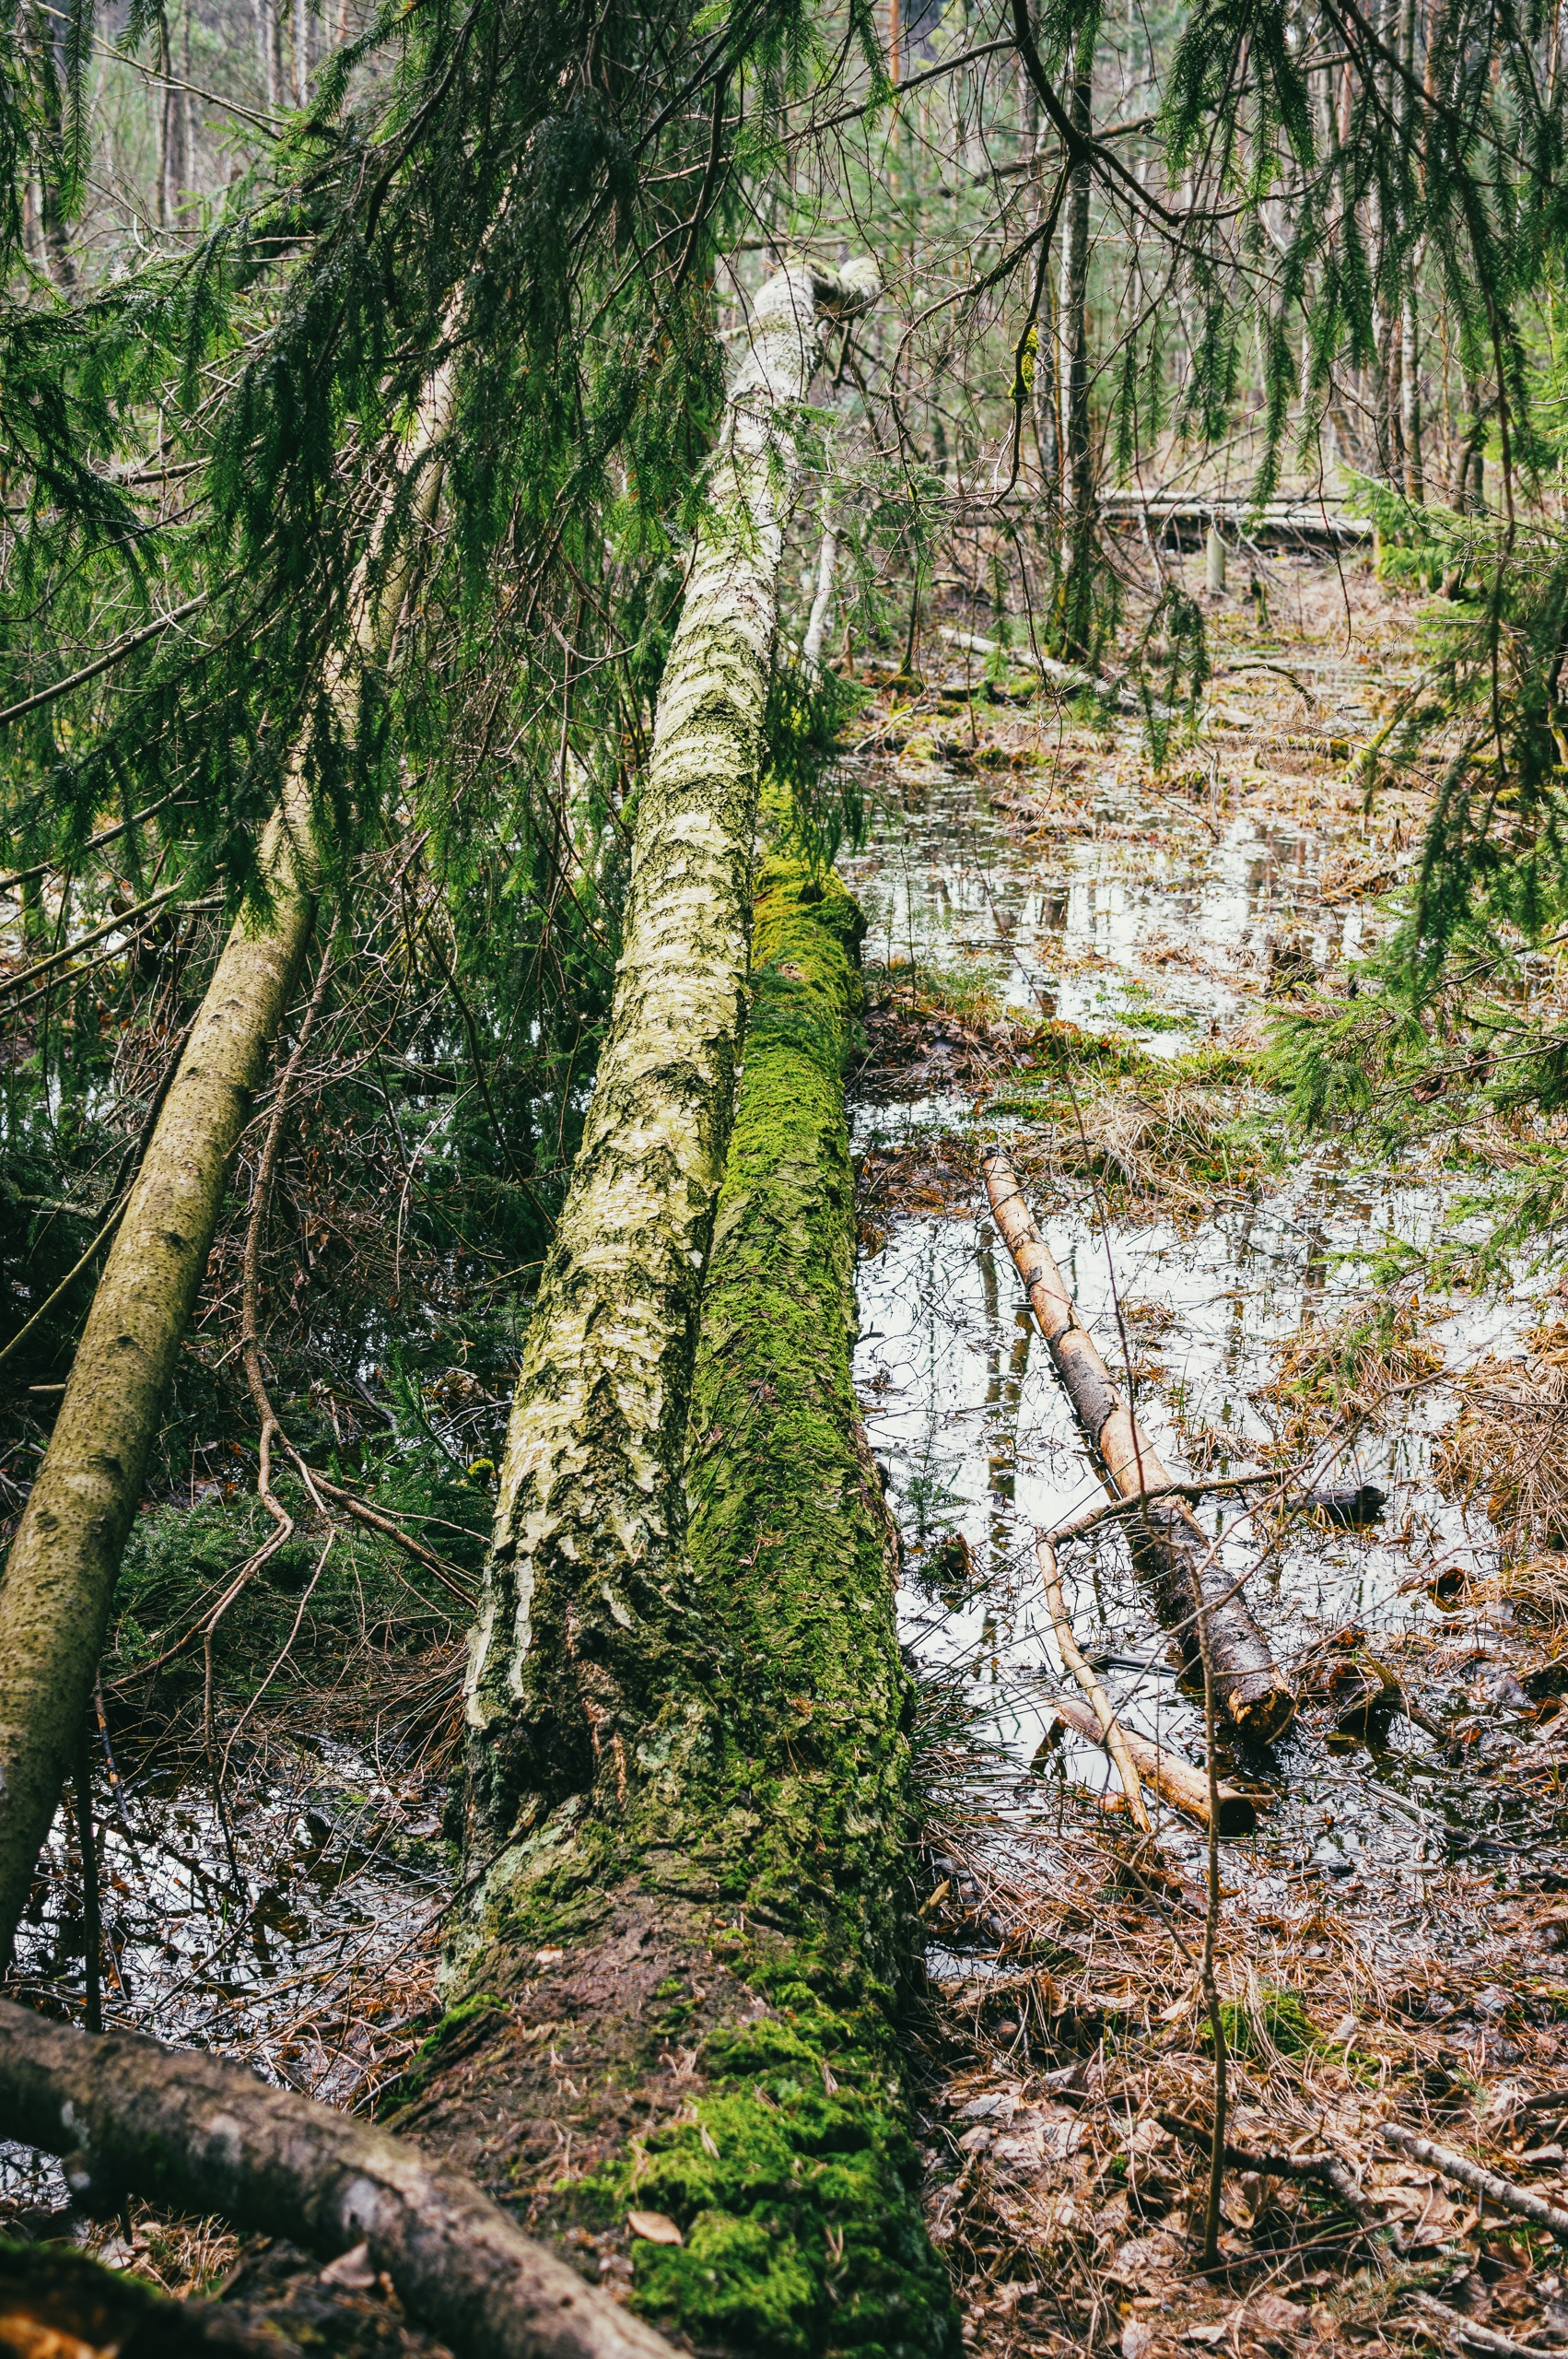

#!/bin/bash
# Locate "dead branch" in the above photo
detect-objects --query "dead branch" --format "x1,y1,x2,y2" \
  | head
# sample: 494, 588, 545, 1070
1047, 1696, 1257, 1835
1036, 1533, 1153, 1832
1379, 2119, 1568, 2241
983, 1145, 1294, 1739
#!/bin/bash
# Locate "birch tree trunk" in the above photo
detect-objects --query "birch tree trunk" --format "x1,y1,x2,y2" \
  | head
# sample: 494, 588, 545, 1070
423, 260, 956, 2359
1054, 14, 1097, 656
461, 258, 878, 1853
0, 345, 462, 1963
415, 839, 954, 2359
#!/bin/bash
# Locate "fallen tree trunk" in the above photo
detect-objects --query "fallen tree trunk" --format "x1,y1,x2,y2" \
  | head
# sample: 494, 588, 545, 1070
461, 256, 879, 1843
0, 341, 462, 1961
1046, 1695, 1257, 1835
415, 837, 954, 2356
1036, 1533, 1153, 1832
983, 1145, 1293, 1741
0, 1999, 678, 2359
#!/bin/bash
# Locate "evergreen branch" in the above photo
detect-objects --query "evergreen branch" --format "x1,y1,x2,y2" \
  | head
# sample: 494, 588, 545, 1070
0, 789, 186, 894
0, 592, 212, 731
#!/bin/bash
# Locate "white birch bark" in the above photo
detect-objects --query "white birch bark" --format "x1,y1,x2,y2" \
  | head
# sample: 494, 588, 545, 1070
462, 259, 878, 1847
801, 495, 838, 670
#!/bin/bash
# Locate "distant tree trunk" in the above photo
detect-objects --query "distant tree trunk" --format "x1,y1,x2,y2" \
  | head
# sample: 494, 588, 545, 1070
26, 4, 76, 291
157, 5, 179, 229
294, 0, 310, 105
1054, 11, 1097, 656
0, 344, 462, 1966
256, 0, 279, 111
423, 839, 954, 2359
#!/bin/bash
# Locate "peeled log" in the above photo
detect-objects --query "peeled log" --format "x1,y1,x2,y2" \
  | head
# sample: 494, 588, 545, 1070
0, 1999, 678, 2359
1047, 1695, 1257, 1836
983, 1146, 1293, 1741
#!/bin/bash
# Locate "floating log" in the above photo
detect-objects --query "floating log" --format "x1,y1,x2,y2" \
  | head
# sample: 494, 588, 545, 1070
983, 1146, 1294, 1741
1046, 1694, 1258, 1836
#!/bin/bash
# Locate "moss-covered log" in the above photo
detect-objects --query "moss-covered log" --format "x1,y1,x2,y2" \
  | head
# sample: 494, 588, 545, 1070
0, 346, 461, 1961
415, 850, 954, 2358
462, 260, 878, 1840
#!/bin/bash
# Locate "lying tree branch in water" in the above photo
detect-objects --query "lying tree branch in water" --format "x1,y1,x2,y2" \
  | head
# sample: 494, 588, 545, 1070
1036, 1534, 1153, 1833
1045, 1472, 1279, 1549
1045, 1694, 1257, 1835
982, 1145, 1294, 1739
0, 2000, 679, 2359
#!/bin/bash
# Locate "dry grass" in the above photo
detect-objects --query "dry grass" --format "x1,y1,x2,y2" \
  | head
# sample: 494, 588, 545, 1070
919, 1785, 1568, 2359
1253, 1297, 1444, 1453
1435, 1322, 1568, 1599
1068, 1080, 1266, 1221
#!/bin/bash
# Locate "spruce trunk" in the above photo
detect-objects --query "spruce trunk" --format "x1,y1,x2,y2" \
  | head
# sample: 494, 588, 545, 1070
415, 847, 954, 2357
0, 348, 461, 1960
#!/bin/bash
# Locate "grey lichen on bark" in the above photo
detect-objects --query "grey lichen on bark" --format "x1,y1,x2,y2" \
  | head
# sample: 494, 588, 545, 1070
0, 343, 462, 1962
462, 258, 879, 1857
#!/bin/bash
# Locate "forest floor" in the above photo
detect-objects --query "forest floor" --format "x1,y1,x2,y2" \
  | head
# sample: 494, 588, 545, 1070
842, 544, 1568, 2359
6, 541, 1568, 2359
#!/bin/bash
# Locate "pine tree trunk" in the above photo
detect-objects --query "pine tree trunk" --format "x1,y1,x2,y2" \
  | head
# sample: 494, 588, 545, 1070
417, 841, 955, 2359
0, 347, 462, 1963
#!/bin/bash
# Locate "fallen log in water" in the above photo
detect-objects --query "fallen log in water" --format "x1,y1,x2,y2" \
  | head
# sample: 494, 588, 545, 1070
1045, 1694, 1258, 1835
1036, 1534, 1153, 1834
983, 1146, 1294, 1741
0, 2000, 678, 2359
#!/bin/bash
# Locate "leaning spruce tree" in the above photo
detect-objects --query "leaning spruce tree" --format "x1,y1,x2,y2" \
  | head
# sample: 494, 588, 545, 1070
422, 260, 958, 2354
0, 343, 461, 1961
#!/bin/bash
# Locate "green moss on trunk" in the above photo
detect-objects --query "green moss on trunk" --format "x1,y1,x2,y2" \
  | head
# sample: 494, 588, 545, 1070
427, 850, 954, 2359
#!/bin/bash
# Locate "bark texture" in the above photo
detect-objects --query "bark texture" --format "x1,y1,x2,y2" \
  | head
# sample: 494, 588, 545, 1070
463, 259, 879, 1844
0, 794, 314, 1960
983, 1147, 1294, 1741
0, 346, 461, 1960
423, 850, 954, 2359
1045, 1696, 1257, 1835
0, 1998, 680, 2359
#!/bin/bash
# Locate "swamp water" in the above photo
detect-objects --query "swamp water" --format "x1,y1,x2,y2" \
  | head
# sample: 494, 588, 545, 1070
842, 749, 1568, 1948
6, 637, 1568, 2230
